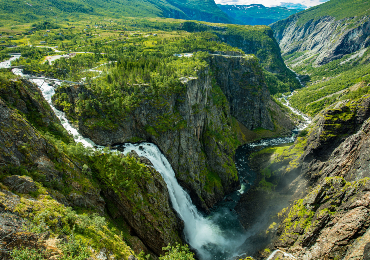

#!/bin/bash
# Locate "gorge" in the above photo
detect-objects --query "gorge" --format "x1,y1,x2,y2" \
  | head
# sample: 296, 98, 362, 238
1, 0, 370, 259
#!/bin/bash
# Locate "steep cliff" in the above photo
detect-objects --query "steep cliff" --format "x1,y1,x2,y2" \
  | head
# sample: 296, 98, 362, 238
271, 0, 370, 117
239, 95, 370, 259
181, 22, 301, 94
52, 54, 294, 212
0, 76, 183, 259
272, 15, 370, 66
209, 54, 273, 130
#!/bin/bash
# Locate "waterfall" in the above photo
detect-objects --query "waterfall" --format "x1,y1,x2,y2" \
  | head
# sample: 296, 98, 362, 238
119, 143, 247, 260
8, 58, 247, 260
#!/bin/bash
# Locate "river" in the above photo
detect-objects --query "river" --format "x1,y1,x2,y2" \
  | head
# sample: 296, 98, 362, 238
2, 55, 308, 260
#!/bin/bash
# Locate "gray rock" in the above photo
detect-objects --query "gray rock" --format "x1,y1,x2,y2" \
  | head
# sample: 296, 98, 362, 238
272, 15, 370, 66
3, 175, 37, 194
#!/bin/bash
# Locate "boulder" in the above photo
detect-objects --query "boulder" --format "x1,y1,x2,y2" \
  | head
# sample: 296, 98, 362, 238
3, 175, 37, 194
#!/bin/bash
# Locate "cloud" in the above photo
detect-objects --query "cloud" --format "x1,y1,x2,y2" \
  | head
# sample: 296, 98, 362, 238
214, 0, 329, 8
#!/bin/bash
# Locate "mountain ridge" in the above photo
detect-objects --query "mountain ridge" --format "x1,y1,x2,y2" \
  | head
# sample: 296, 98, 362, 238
0, 0, 231, 24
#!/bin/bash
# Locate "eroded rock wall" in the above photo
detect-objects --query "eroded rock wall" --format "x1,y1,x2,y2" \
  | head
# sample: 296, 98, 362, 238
272, 15, 370, 66
248, 95, 370, 259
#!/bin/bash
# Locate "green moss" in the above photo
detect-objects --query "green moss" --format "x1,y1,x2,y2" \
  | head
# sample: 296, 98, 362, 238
8, 193, 134, 259
204, 169, 223, 193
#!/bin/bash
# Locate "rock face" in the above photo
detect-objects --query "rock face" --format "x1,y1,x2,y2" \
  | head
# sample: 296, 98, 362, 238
0, 81, 104, 215
102, 161, 183, 256
272, 15, 370, 66
248, 95, 370, 259
209, 54, 273, 130
3, 175, 37, 194
53, 55, 282, 212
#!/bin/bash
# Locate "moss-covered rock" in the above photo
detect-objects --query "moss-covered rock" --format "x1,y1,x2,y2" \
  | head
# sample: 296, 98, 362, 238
242, 96, 370, 259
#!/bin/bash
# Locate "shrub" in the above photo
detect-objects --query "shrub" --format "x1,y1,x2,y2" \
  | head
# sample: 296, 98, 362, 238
159, 243, 195, 260
11, 248, 44, 260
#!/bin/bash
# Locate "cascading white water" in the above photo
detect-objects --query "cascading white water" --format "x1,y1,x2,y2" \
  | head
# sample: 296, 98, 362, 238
0, 54, 21, 69
12, 68, 97, 148
279, 93, 312, 131
120, 143, 247, 260
6, 56, 247, 260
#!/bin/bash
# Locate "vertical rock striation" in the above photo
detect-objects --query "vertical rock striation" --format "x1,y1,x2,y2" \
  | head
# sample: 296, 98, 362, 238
272, 15, 370, 66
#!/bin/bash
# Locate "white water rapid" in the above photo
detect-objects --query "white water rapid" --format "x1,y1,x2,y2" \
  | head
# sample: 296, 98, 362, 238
4, 55, 247, 260
0, 54, 20, 68
280, 93, 312, 131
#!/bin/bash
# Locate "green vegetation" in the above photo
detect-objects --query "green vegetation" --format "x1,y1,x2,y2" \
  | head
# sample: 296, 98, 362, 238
287, 48, 370, 116
159, 244, 195, 260
293, 0, 370, 25
0, 0, 230, 26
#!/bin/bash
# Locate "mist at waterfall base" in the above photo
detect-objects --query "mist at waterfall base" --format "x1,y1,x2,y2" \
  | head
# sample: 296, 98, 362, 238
118, 143, 247, 260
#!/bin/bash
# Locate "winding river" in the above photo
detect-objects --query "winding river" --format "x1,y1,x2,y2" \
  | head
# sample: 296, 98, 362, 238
2, 54, 308, 260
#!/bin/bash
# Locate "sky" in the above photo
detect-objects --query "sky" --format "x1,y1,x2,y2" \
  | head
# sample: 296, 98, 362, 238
214, 0, 329, 8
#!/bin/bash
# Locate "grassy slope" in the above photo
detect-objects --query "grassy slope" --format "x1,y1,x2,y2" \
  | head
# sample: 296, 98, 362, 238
288, 49, 370, 116
294, 0, 370, 25
0, 0, 230, 25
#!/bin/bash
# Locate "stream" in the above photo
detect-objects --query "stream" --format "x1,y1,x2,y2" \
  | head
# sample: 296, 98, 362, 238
2, 55, 309, 260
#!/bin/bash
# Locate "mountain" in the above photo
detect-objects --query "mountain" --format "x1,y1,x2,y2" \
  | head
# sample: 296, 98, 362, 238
0, 0, 231, 24
218, 4, 303, 25
271, 0, 370, 117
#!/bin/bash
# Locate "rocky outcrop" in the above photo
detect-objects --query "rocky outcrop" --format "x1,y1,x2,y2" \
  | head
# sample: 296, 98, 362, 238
273, 177, 370, 260
102, 155, 183, 256
180, 22, 301, 93
0, 82, 104, 214
3, 175, 37, 194
272, 15, 370, 66
209, 54, 273, 130
243, 95, 370, 259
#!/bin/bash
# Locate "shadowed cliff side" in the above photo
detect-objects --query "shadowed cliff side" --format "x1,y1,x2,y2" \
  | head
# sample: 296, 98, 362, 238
238, 95, 370, 259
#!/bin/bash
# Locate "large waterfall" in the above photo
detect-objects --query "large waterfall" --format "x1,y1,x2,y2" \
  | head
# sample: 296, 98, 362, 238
8, 59, 246, 260
120, 143, 247, 260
